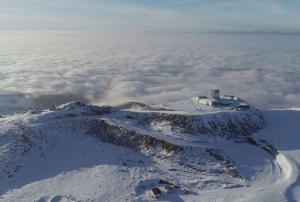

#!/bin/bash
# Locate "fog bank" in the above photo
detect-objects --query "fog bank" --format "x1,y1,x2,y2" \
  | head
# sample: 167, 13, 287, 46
1, 31, 299, 109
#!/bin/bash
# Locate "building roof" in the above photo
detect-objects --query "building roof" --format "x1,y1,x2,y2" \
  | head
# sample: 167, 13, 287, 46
183, 188, 188, 194
199, 98, 218, 103
151, 188, 161, 195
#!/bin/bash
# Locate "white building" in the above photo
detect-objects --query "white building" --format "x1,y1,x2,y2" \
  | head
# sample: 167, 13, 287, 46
193, 89, 220, 107
198, 98, 218, 107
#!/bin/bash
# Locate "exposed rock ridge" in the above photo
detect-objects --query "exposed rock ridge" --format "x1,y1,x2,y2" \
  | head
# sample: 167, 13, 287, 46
86, 119, 184, 153
0, 102, 271, 181
127, 108, 265, 141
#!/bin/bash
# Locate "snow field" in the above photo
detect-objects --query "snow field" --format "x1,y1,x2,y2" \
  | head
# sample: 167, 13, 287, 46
0, 101, 300, 201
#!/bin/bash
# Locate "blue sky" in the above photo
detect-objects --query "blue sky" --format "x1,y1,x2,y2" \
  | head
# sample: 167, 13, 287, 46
0, 0, 299, 31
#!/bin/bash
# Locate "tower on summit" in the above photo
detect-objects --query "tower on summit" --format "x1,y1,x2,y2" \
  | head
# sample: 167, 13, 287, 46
209, 89, 220, 99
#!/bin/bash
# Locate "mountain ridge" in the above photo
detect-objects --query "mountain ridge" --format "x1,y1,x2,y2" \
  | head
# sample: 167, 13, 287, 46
0, 99, 299, 201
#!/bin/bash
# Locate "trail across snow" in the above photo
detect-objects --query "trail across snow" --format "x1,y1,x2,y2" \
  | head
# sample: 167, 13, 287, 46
173, 109, 300, 202
255, 109, 300, 201
103, 110, 300, 201
186, 109, 300, 202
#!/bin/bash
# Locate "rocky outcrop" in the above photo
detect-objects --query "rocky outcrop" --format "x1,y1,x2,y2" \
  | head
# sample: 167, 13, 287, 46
86, 119, 184, 153
0, 102, 271, 181
49, 101, 113, 119
126, 108, 265, 142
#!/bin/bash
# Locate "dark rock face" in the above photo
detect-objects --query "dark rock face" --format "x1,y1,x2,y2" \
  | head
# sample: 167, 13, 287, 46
126, 108, 265, 142
86, 119, 184, 153
206, 148, 243, 179
244, 137, 278, 157
52, 102, 113, 119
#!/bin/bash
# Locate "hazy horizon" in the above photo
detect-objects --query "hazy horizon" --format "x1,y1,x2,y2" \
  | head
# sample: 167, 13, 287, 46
1, 1, 300, 32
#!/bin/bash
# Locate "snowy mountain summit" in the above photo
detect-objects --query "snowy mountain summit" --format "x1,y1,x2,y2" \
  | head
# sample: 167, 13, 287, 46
1, 98, 300, 202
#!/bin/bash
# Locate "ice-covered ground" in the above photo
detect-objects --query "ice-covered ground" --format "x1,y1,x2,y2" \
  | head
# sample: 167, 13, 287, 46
0, 97, 299, 202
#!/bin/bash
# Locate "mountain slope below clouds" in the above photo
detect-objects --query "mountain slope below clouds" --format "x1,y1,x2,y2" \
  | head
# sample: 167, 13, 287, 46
0, 100, 299, 201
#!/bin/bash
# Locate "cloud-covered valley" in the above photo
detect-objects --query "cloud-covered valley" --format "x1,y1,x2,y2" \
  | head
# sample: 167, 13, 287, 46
0, 31, 299, 109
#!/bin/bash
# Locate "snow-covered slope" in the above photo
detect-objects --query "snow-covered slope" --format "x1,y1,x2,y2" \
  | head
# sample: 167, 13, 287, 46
0, 99, 299, 201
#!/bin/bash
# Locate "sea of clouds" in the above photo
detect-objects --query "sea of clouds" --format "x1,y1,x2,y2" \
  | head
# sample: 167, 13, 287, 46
0, 31, 299, 109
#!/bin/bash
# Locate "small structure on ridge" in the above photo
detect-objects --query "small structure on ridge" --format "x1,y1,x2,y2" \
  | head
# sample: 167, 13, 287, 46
150, 188, 162, 199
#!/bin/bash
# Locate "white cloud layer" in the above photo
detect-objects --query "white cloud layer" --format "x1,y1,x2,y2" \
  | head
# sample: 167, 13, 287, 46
0, 31, 300, 109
